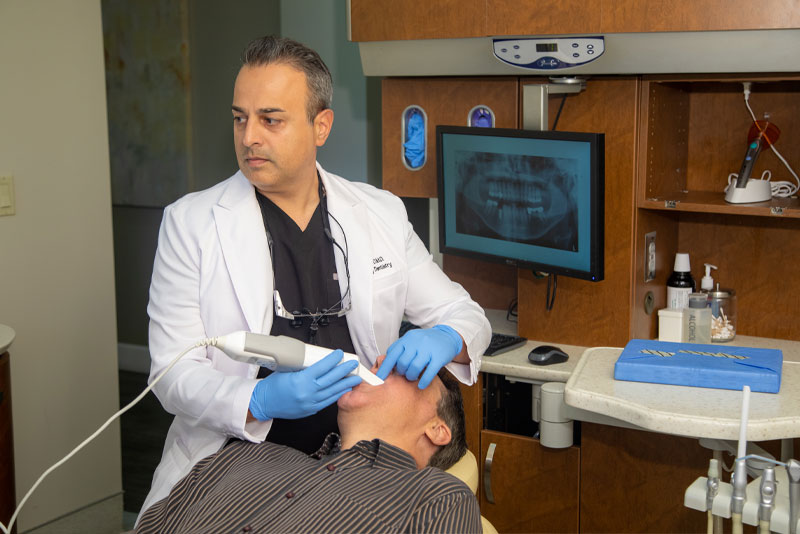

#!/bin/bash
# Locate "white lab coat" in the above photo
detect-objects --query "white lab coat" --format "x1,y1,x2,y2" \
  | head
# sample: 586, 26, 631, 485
139, 163, 491, 517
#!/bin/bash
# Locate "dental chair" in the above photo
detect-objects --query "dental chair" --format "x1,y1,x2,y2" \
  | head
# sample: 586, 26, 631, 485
447, 449, 498, 534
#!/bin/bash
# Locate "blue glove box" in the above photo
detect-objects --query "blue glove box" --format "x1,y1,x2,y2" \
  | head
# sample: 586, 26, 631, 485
613, 339, 782, 393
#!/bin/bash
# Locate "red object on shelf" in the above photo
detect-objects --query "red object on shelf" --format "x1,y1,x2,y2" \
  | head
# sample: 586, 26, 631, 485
747, 120, 780, 148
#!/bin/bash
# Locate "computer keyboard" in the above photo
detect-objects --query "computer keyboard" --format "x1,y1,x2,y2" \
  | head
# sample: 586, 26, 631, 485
399, 321, 526, 356
485, 333, 527, 356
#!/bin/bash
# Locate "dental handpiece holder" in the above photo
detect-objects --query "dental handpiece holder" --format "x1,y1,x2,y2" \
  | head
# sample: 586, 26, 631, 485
213, 331, 383, 386
725, 120, 780, 204
685, 455, 800, 532
725, 176, 772, 204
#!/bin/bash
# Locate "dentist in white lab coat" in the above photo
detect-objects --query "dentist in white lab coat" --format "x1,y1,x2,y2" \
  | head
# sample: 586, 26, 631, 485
140, 35, 491, 519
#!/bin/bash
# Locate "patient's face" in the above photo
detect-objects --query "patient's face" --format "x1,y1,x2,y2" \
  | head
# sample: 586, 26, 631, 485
337, 356, 444, 426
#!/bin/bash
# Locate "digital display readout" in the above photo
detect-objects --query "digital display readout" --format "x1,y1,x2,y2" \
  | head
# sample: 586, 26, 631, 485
536, 43, 558, 52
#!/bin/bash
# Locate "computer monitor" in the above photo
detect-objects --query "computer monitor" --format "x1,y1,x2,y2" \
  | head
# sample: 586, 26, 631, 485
437, 125, 604, 281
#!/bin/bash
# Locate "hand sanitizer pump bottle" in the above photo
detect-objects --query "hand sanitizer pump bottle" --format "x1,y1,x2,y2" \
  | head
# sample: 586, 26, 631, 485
667, 253, 696, 309
701, 263, 717, 293
683, 293, 711, 343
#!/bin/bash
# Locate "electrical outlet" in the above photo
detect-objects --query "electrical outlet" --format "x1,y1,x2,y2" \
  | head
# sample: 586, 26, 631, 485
0, 175, 15, 217
644, 231, 656, 282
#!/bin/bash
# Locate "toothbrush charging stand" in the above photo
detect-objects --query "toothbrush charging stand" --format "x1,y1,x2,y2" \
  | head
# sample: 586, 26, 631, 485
724, 178, 772, 204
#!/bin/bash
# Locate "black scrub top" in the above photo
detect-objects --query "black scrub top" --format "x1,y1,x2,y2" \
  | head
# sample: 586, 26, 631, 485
255, 187, 357, 454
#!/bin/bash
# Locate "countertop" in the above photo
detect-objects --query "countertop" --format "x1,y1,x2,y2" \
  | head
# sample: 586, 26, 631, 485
564, 336, 800, 440
480, 308, 590, 383
479, 310, 800, 440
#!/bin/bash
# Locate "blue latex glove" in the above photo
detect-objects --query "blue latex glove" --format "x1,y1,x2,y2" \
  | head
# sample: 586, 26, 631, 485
249, 349, 362, 421
377, 325, 463, 389
403, 109, 425, 169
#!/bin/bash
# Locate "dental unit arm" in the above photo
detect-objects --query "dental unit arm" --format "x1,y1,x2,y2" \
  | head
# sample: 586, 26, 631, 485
213, 331, 384, 386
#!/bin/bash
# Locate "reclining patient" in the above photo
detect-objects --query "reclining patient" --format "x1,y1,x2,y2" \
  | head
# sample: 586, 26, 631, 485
135, 359, 482, 534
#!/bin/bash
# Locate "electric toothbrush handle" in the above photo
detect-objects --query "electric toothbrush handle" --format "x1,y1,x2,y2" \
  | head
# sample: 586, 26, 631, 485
735, 137, 762, 188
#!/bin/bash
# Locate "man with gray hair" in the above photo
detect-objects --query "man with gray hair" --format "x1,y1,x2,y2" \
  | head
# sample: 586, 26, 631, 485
135, 366, 481, 533
142, 34, 490, 519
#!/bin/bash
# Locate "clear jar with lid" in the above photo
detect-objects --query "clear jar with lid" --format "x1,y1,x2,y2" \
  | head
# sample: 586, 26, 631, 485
708, 288, 736, 342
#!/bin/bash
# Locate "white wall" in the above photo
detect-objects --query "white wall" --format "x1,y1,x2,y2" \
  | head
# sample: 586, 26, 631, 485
0, 1, 122, 530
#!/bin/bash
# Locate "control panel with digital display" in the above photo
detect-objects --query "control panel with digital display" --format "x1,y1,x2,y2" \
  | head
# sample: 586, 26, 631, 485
493, 37, 604, 70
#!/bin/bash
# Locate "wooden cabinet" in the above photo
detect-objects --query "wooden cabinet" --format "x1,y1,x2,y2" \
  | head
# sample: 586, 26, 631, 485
597, 0, 800, 33
480, 429, 579, 533
487, 0, 602, 36
350, 0, 485, 42
380, 75, 800, 348
457, 374, 483, 462
351, 1, 800, 42
580, 423, 710, 533
381, 77, 518, 198
517, 77, 639, 348
381, 76, 520, 313
632, 74, 800, 340
471, 376, 799, 533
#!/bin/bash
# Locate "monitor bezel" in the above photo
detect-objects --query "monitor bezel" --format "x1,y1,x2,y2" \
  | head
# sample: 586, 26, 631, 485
436, 125, 605, 282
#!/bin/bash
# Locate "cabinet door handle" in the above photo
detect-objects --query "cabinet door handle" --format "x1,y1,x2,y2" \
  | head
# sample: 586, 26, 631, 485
484, 442, 496, 504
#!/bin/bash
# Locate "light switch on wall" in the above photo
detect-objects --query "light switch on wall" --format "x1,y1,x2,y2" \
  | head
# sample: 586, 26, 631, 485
0, 175, 15, 216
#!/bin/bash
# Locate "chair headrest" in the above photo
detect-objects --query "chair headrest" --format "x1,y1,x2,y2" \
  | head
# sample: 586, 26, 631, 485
445, 449, 478, 494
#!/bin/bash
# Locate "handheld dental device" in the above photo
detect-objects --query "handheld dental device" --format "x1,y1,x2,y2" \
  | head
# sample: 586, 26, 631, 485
706, 459, 720, 534
758, 465, 775, 533
734, 137, 763, 189
212, 331, 383, 386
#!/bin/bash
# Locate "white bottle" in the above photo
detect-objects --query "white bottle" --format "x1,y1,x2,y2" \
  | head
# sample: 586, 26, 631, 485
701, 263, 717, 292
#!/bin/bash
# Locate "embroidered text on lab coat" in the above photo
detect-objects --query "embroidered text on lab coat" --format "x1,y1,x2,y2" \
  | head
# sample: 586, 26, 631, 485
373, 255, 393, 274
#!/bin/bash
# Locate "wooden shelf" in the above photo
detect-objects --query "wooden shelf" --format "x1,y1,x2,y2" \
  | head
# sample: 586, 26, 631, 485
638, 190, 800, 218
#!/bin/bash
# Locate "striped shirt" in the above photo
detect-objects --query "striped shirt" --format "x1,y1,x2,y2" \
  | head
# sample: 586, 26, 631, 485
136, 434, 482, 534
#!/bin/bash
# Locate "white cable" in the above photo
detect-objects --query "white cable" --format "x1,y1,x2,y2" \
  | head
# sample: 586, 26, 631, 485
743, 95, 800, 198
767, 145, 800, 197
0, 339, 211, 534
728, 168, 798, 198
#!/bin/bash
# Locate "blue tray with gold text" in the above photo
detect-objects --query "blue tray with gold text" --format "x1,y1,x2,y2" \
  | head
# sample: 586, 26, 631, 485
613, 339, 782, 393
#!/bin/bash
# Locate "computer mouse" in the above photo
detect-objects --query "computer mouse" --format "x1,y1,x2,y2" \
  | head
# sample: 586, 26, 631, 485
528, 345, 569, 366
